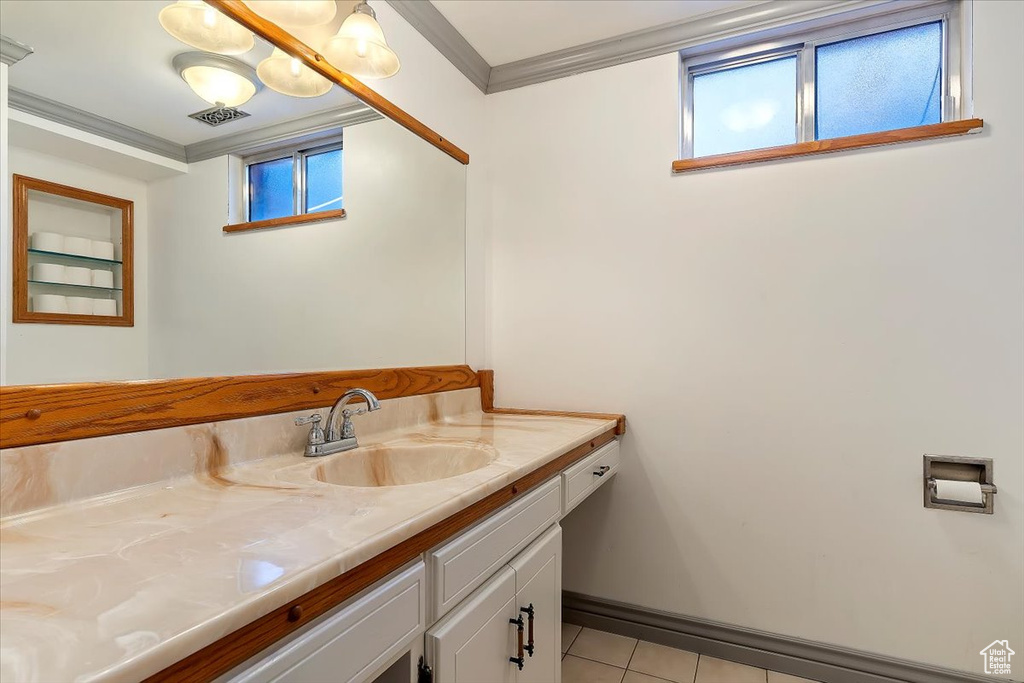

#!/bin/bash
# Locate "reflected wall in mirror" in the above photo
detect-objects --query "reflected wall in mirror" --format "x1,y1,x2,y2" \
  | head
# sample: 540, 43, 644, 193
1, 0, 467, 385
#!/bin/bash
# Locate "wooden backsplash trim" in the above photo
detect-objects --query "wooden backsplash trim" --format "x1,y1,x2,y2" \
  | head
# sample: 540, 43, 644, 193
477, 368, 625, 435
0, 365, 479, 449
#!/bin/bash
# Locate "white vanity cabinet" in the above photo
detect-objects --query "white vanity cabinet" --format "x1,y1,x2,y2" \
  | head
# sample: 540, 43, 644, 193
425, 526, 562, 683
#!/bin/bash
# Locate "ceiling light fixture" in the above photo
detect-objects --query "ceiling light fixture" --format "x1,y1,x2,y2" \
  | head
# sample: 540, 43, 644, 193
256, 48, 333, 97
322, 1, 400, 80
173, 52, 262, 107
244, 0, 337, 27
159, 0, 255, 55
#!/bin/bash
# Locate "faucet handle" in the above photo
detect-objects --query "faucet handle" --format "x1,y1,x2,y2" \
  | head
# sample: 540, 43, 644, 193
341, 407, 368, 418
339, 407, 368, 440
295, 413, 325, 448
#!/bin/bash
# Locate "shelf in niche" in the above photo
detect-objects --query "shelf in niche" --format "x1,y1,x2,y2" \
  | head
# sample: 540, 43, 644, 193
28, 280, 123, 293
14, 174, 134, 326
27, 248, 122, 266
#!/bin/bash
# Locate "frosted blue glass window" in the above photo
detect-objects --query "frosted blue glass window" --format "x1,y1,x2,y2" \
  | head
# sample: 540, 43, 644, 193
692, 56, 797, 157
245, 140, 342, 222
816, 22, 943, 139
248, 157, 293, 222
305, 149, 343, 213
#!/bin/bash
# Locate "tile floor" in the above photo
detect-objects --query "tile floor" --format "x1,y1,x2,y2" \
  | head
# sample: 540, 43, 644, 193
561, 624, 821, 683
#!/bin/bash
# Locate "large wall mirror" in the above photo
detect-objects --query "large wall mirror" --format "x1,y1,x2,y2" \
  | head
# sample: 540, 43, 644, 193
1, 0, 467, 386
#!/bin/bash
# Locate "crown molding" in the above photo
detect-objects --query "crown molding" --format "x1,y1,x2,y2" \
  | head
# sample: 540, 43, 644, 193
487, 0, 931, 93
1, 34, 34, 66
184, 102, 381, 162
8, 88, 189, 161
385, 0, 942, 95
386, 0, 490, 93
7, 87, 380, 165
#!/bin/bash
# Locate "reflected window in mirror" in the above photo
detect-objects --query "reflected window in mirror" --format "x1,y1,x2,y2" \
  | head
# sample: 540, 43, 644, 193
244, 138, 343, 222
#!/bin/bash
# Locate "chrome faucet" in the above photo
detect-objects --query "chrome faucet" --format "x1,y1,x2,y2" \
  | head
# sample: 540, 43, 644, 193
295, 388, 381, 457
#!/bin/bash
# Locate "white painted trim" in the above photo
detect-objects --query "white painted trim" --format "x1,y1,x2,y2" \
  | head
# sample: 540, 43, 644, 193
184, 103, 379, 162
489, 0, 950, 92
388, 0, 952, 95
8, 108, 190, 174
386, 0, 490, 93
0, 34, 33, 66
7, 87, 380, 165
8, 88, 188, 162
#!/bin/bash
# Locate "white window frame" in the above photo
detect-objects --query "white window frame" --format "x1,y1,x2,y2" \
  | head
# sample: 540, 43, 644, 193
679, 0, 965, 159
243, 136, 343, 221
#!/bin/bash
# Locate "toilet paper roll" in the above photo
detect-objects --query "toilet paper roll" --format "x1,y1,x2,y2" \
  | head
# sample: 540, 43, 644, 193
91, 240, 115, 260
32, 263, 66, 284
91, 269, 115, 288
65, 266, 92, 286
93, 299, 118, 316
32, 294, 68, 314
67, 296, 95, 315
31, 232, 65, 252
934, 479, 984, 505
64, 236, 93, 256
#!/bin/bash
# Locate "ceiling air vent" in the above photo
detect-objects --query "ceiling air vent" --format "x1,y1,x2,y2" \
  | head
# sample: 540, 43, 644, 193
189, 105, 250, 126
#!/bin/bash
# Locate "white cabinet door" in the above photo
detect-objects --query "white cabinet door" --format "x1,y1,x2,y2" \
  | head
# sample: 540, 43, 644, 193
426, 566, 519, 683
509, 525, 561, 683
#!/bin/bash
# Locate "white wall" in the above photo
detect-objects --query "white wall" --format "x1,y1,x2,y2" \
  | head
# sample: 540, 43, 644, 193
486, 0, 1023, 674
147, 118, 466, 378
4, 146, 149, 384
372, 2, 491, 369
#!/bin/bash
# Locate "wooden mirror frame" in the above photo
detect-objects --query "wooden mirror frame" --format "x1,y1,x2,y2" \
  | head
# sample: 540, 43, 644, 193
206, 0, 470, 165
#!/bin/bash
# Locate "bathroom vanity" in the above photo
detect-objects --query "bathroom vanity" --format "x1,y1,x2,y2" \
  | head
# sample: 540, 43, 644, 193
0, 379, 623, 683
0, 4, 628, 682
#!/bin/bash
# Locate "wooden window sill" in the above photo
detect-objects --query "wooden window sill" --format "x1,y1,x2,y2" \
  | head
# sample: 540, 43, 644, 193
672, 119, 983, 173
223, 208, 346, 233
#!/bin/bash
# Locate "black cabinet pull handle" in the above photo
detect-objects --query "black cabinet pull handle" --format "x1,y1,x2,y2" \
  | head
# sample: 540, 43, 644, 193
521, 604, 535, 656
594, 465, 611, 477
509, 615, 525, 670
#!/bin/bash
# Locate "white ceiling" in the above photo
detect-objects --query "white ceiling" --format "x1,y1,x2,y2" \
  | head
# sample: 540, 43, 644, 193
0, 0, 361, 147
431, 0, 759, 66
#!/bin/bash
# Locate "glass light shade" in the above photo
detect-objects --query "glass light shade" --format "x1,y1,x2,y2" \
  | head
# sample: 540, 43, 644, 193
322, 7, 400, 79
244, 0, 337, 27
257, 48, 333, 97
181, 64, 257, 107
159, 0, 254, 55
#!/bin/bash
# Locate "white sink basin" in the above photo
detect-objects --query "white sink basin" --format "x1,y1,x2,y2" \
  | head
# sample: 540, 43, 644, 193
314, 442, 496, 487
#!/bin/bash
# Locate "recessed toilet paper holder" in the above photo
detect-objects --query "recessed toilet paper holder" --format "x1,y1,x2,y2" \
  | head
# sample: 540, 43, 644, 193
924, 455, 996, 514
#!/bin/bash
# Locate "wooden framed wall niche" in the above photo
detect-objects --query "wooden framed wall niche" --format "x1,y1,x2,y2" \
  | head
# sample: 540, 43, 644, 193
13, 174, 134, 326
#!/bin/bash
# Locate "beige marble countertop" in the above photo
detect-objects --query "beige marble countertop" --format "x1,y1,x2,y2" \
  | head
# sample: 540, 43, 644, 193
0, 391, 615, 683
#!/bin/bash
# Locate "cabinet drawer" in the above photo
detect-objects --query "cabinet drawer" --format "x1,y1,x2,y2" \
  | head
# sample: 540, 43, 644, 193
220, 562, 425, 683
562, 440, 619, 515
429, 477, 561, 621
